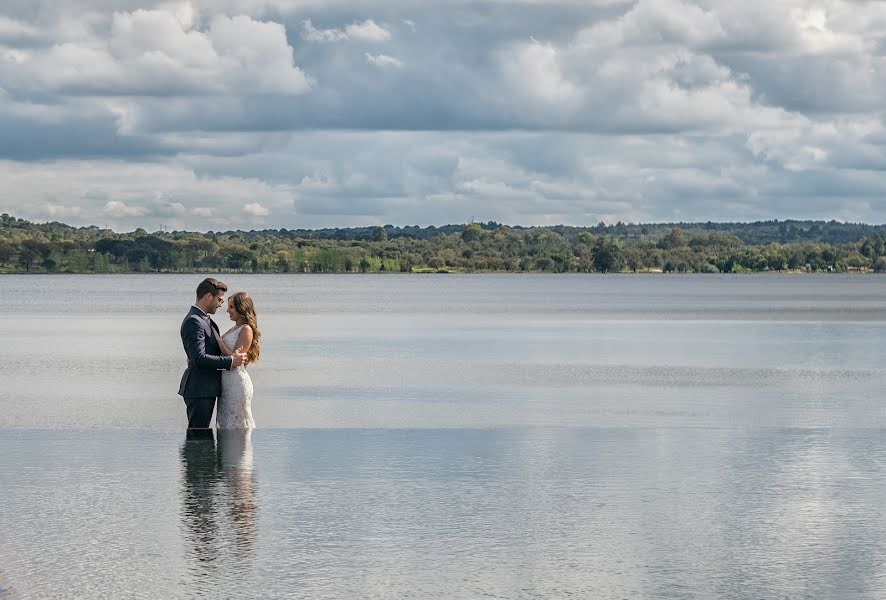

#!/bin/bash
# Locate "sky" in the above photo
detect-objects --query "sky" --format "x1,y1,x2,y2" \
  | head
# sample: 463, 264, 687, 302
1, 0, 885, 231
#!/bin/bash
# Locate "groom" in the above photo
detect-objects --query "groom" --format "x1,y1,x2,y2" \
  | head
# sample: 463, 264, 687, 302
178, 277, 248, 429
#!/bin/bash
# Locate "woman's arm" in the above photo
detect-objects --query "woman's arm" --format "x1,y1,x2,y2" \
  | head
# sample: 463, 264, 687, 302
214, 328, 233, 356
234, 325, 254, 357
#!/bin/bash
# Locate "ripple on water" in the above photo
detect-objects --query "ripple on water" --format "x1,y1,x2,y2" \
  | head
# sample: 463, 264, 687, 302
0, 571, 17, 600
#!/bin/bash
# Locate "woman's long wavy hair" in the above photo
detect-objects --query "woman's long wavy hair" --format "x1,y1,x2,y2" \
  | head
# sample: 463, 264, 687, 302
231, 292, 261, 363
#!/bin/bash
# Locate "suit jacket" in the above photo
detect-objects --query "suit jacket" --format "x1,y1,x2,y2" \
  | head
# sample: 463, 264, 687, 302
178, 306, 233, 398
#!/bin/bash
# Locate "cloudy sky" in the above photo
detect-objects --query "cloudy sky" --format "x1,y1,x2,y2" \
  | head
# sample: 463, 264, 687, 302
1, 0, 885, 231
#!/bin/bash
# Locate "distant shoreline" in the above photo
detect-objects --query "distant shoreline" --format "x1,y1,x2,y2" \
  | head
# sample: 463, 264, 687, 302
3, 214, 885, 275
0, 268, 878, 275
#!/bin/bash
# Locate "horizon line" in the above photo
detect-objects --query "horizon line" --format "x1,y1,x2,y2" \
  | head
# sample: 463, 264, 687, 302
4, 213, 886, 235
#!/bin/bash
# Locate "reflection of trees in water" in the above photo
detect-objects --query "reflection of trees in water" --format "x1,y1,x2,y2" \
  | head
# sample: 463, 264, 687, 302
179, 429, 257, 581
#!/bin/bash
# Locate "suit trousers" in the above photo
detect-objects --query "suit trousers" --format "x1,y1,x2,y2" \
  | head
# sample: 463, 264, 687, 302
183, 396, 217, 429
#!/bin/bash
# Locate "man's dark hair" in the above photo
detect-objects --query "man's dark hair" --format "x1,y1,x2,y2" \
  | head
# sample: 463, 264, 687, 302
196, 277, 227, 300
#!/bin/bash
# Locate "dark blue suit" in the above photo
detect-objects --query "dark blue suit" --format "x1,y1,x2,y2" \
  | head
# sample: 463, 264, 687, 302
179, 306, 233, 428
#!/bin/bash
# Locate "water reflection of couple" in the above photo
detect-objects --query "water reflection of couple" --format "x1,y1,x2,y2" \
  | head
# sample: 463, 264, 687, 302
179, 428, 257, 575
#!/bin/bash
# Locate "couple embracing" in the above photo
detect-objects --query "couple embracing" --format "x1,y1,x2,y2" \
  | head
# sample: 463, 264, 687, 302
178, 277, 261, 430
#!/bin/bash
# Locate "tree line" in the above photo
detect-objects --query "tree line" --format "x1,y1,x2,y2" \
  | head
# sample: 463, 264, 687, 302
2, 213, 886, 274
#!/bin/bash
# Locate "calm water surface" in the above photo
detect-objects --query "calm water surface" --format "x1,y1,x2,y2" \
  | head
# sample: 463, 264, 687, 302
2, 274, 886, 598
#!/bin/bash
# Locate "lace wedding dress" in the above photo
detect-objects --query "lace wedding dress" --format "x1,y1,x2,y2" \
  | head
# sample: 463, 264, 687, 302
216, 325, 255, 429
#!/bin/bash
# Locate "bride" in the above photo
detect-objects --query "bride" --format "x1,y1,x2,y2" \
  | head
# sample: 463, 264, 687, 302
213, 291, 261, 429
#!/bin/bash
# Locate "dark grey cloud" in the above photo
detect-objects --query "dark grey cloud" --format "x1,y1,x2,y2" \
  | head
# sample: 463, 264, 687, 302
0, 97, 170, 160
718, 53, 885, 114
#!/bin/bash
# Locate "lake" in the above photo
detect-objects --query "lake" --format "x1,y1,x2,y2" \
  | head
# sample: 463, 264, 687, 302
2, 274, 886, 598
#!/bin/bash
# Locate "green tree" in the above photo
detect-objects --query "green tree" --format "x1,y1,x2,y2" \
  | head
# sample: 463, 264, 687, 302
371, 226, 388, 242
0, 241, 13, 266
844, 252, 870, 270
17, 247, 38, 272
592, 239, 623, 273
6, 213, 886, 275
658, 228, 688, 250
462, 223, 483, 243
276, 250, 292, 273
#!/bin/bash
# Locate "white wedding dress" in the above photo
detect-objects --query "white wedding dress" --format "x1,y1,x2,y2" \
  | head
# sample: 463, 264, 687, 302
216, 325, 255, 429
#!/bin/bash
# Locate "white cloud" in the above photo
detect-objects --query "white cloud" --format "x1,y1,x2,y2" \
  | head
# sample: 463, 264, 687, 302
104, 200, 147, 218
38, 203, 84, 219
161, 1, 197, 30
0, 159, 295, 230
490, 13, 809, 134
580, 0, 724, 48
0, 15, 40, 43
746, 116, 886, 173
302, 18, 391, 43
162, 201, 187, 215
208, 14, 310, 93
365, 52, 403, 68
109, 9, 215, 65
301, 19, 347, 42
244, 202, 270, 216
499, 38, 583, 114
345, 19, 391, 42
578, 0, 866, 55
1, 7, 309, 96
789, 6, 864, 54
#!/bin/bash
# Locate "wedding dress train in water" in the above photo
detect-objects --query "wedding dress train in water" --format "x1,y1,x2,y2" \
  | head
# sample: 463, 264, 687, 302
216, 325, 255, 429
